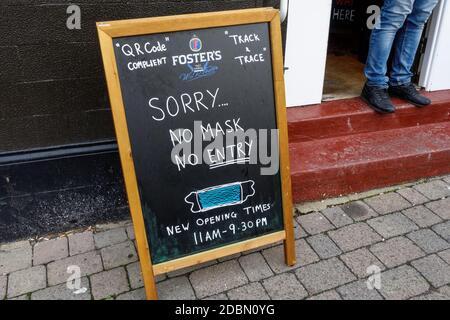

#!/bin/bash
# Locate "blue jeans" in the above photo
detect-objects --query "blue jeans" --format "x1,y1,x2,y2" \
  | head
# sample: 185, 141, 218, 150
364, 0, 439, 88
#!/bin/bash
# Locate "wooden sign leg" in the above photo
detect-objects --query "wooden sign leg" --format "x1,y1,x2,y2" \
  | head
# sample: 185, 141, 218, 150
283, 213, 297, 266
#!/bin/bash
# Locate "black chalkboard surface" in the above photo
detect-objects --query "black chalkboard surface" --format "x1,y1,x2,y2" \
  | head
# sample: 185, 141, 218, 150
113, 22, 283, 264
98, 8, 295, 299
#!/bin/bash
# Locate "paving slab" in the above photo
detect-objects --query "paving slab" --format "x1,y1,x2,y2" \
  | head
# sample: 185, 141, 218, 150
0, 275, 6, 299
340, 201, 378, 221
116, 288, 146, 300
68, 231, 95, 256
378, 265, 429, 300
432, 221, 450, 242
367, 213, 418, 239
262, 240, 319, 274
307, 290, 341, 300
321, 206, 353, 227
397, 188, 429, 206
189, 260, 247, 299
157, 276, 196, 300
93, 228, 128, 249
407, 229, 450, 254
414, 180, 450, 200
262, 273, 308, 300
227, 282, 270, 300
402, 206, 442, 228
47, 251, 103, 286
295, 258, 356, 295
7, 265, 46, 298
438, 249, 450, 265
306, 234, 342, 259
238, 252, 273, 282
33, 237, 68, 265
203, 293, 228, 300
364, 192, 411, 215
340, 248, 385, 279
370, 237, 425, 268
337, 280, 383, 300
90, 267, 129, 300
0, 242, 32, 274
101, 241, 137, 270
426, 198, 450, 220
411, 255, 450, 288
296, 212, 334, 235
328, 223, 382, 252
31, 277, 91, 300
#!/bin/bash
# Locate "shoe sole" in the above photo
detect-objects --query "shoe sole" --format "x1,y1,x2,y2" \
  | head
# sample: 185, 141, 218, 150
360, 95, 395, 114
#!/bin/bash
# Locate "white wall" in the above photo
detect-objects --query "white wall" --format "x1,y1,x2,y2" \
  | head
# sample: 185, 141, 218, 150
284, 0, 332, 107
419, 0, 450, 91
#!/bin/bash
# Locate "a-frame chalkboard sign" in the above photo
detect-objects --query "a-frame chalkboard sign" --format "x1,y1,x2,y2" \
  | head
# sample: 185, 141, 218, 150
97, 8, 296, 300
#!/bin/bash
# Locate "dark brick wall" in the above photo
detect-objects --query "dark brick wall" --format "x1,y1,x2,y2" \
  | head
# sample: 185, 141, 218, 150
0, 0, 280, 154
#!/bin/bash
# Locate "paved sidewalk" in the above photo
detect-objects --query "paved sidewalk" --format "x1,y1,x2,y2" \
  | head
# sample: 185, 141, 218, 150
1, 175, 450, 300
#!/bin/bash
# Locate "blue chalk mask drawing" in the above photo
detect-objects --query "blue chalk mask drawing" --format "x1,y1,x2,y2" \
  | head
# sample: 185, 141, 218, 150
184, 180, 256, 213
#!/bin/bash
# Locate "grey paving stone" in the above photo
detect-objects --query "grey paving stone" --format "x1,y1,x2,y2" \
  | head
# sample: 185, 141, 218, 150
31, 277, 91, 300
158, 276, 196, 300
340, 201, 378, 221
47, 251, 103, 286
411, 255, 450, 288
432, 221, 450, 242
8, 294, 29, 300
90, 267, 130, 300
203, 293, 228, 300
0, 275, 6, 300
0, 241, 32, 274
262, 273, 308, 300
116, 288, 146, 300
414, 180, 450, 200
296, 212, 334, 235
337, 280, 383, 300
438, 285, 450, 297
426, 198, 450, 220
293, 219, 307, 239
238, 252, 273, 282
379, 265, 429, 300
167, 260, 217, 278
306, 234, 342, 259
126, 225, 135, 240
402, 206, 442, 228
218, 253, 241, 263
227, 282, 270, 300
189, 260, 247, 299
407, 229, 450, 254
370, 237, 425, 268
322, 206, 353, 227
340, 248, 385, 279
364, 192, 411, 215
262, 239, 319, 274
328, 223, 382, 252
397, 188, 429, 206
307, 290, 341, 300
126, 262, 144, 289
295, 257, 356, 295
438, 249, 450, 265
93, 228, 128, 249
33, 237, 68, 265
95, 221, 130, 232
68, 231, 95, 256
367, 213, 418, 239
101, 241, 137, 270
410, 292, 450, 300
7, 265, 46, 298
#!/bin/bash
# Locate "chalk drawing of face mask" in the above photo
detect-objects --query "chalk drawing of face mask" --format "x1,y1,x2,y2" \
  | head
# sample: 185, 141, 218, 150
184, 180, 256, 213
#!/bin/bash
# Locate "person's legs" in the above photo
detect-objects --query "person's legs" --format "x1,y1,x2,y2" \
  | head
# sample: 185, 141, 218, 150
389, 0, 439, 86
364, 0, 415, 88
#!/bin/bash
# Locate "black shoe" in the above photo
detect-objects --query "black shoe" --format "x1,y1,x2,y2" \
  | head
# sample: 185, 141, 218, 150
361, 84, 395, 114
388, 83, 431, 107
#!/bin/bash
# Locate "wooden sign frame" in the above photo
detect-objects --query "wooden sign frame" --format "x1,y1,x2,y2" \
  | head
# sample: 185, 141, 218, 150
97, 7, 296, 300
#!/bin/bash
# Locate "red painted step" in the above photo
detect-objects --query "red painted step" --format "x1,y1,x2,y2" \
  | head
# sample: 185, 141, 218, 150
290, 121, 450, 203
287, 90, 450, 143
